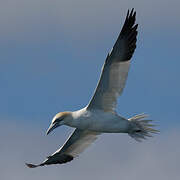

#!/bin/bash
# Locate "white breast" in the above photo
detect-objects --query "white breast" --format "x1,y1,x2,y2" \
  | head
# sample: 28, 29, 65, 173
67, 107, 130, 133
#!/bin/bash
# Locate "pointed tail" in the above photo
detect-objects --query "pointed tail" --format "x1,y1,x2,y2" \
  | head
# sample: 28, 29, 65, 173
128, 114, 159, 142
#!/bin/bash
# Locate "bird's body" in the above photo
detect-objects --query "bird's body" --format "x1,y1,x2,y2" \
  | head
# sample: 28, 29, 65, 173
64, 107, 130, 133
26, 9, 158, 168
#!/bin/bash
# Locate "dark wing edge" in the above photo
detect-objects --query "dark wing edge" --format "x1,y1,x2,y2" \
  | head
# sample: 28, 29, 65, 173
25, 129, 100, 168
25, 129, 78, 168
25, 154, 73, 168
109, 8, 138, 63
87, 9, 138, 111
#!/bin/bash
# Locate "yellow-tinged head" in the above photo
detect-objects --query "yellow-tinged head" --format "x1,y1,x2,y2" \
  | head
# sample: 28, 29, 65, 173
46, 112, 72, 135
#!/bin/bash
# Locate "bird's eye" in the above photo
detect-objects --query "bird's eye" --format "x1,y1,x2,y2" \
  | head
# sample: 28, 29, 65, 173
53, 119, 59, 124
53, 118, 63, 124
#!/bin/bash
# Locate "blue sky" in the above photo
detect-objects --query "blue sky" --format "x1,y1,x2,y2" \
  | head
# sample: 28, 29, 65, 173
1, 0, 180, 179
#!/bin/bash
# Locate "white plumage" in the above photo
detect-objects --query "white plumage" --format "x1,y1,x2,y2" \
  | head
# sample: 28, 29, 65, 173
26, 9, 158, 168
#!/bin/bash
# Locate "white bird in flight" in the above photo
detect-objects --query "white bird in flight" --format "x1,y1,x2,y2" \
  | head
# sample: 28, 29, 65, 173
26, 9, 158, 168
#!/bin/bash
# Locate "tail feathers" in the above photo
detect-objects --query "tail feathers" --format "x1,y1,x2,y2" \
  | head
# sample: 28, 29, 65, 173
128, 114, 159, 142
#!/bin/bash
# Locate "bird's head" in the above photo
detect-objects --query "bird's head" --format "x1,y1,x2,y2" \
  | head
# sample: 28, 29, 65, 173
46, 112, 72, 135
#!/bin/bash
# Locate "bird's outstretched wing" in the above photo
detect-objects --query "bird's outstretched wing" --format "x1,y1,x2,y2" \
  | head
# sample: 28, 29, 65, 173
26, 129, 100, 168
87, 9, 138, 113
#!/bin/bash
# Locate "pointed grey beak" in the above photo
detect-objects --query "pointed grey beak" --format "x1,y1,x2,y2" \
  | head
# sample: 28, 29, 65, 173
46, 123, 59, 135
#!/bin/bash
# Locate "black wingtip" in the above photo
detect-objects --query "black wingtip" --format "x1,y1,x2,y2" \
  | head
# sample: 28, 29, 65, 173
121, 9, 137, 34
126, 9, 130, 19
110, 8, 138, 61
26, 154, 74, 168
127, 8, 135, 17
130, 8, 134, 16
25, 163, 38, 168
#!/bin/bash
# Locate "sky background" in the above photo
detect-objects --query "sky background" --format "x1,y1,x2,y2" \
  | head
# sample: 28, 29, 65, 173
1, 0, 180, 179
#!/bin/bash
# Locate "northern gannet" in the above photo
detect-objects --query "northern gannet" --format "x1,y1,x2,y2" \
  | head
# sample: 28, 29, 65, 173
26, 9, 158, 168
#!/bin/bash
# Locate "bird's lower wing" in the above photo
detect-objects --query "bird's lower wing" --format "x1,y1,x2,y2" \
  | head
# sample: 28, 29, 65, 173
26, 129, 100, 168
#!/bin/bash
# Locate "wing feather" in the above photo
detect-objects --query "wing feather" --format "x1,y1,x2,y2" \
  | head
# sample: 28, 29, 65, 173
87, 9, 138, 112
26, 129, 100, 167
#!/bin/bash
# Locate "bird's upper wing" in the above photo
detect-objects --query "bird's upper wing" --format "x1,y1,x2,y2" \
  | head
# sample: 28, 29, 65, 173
87, 9, 138, 113
26, 129, 100, 168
